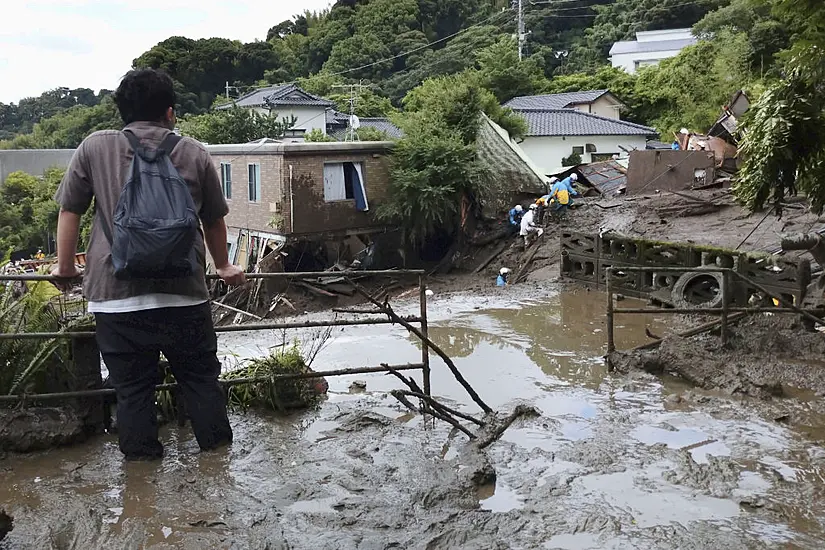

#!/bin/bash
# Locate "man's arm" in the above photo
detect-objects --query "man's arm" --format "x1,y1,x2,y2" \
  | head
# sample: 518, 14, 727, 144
203, 217, 246, 286
195, 143, 246, 286
52, 210, 83, 282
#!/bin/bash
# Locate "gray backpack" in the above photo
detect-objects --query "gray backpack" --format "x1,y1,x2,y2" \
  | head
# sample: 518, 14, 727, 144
101, 130, 199, 280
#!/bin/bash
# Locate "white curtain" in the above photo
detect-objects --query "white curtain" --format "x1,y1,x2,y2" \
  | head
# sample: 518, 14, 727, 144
353, 162, 368, 211
323, 163, 346, 201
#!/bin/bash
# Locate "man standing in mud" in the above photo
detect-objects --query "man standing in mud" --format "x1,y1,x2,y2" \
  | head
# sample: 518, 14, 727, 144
51, 68, 246, 460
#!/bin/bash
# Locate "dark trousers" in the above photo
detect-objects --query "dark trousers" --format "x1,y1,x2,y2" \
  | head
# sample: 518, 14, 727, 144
95, 302, 232, 459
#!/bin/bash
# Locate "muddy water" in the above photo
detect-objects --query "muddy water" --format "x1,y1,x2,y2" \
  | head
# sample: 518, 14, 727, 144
2, 288, 825, 549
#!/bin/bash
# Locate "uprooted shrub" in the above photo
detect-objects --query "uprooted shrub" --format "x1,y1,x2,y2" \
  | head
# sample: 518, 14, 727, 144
223, 344, 329, 413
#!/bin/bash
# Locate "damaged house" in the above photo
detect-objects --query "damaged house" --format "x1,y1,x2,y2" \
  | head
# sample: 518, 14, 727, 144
206, 141, 395, 272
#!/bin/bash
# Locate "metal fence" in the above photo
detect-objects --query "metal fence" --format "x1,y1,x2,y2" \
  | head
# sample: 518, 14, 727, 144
605, 266, 825, 355
0, 270, 432, 404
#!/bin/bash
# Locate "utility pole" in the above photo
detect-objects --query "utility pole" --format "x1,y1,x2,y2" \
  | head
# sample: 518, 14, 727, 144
226, 81, 231, 100
332, 81, 370, 142
517, 0, 525, 61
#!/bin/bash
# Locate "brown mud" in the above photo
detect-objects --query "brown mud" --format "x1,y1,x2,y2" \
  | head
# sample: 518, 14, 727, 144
611, 314, 825, 399
3, 289, 825, 548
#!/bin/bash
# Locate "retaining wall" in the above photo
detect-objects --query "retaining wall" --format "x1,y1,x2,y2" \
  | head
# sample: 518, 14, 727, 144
560, 231, 810, 306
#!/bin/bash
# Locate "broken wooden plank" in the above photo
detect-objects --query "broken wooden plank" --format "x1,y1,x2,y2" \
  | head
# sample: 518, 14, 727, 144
295, 281, 338, 298
213, 301, 263, 321
325, 283, 357, 296
514, 240, 543, 284
474, 240, 510, 274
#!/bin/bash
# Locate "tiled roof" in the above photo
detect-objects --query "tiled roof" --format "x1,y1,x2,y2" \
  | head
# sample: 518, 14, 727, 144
516, 109, 658, 137
216, 83, 334, 110
328, 117, 404, 140
609, 37, 697, 56
505, 90, 613, 110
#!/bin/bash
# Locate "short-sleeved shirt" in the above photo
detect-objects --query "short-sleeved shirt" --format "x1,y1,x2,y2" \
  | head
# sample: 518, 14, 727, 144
54, 121, 228, 305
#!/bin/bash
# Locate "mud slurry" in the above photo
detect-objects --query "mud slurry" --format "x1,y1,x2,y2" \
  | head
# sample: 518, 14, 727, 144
3, 290, 825, 549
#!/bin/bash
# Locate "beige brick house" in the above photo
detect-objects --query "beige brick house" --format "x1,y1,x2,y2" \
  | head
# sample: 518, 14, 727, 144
205, 141, 394, 265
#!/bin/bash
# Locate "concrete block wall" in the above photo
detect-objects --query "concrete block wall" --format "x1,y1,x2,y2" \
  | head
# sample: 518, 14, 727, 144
0, 149, 76, 183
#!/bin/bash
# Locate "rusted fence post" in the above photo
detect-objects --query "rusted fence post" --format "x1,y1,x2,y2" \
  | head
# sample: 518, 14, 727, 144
606, 268, 615, 358
419, 276, 431, 397
720, 268, 730, 346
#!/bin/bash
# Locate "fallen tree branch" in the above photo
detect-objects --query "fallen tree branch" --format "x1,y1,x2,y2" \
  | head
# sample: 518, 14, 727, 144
396, 389, 486, 427
349, 279, 493, 413
476, 405, 541, 449
391, 390, 477, 439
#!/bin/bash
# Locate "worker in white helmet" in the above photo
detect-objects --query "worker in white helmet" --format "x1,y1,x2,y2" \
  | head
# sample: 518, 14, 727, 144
496, 267, 511, 287
519, 203, 544, 249
507, 204, 524, 234
550, 172, 580, 219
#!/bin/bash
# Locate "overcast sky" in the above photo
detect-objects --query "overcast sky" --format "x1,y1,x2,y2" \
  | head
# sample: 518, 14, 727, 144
0, 0, 333, 104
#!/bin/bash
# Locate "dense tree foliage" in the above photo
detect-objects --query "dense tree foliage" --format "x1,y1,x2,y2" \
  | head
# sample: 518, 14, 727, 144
0, 169, 71, 255
377, 74, 524, 243
735, 0, 825, 212
178, 107, 297, 145
0, 87, 111, 139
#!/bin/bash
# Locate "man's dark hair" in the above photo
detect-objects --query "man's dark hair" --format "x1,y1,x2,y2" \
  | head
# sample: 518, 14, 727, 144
114, 69, 176, 125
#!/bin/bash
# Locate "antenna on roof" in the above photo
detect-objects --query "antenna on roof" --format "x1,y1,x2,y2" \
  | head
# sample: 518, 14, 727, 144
332, 81, 370, 141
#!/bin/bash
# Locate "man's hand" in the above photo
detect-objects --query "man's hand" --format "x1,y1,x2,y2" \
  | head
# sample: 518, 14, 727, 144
50, 265, 82, 292
216, 264, 246, 286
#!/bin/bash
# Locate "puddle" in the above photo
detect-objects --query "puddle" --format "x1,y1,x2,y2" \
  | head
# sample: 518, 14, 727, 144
3, 289, 825, 548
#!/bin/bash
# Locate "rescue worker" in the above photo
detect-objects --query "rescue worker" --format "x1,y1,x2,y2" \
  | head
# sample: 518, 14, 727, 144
508, 204, 524, 234
496, 267, 510, 287
34, 249, 45, 260
519, 204, 544, 250
550, 173, 580, 219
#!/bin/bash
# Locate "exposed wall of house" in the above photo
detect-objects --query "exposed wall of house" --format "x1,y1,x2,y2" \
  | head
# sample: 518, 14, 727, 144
611, 49, 683, 74
569, 97, 622, 120
284, 149, 391, 235
625, 150, 716, 195
252, 106, 328, 135
0, 149, 75, 183
209, 151, 284, 234
519, 135, 649, 174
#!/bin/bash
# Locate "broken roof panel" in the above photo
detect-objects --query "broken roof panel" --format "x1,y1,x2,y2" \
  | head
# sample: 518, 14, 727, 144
578, 160, 628, 197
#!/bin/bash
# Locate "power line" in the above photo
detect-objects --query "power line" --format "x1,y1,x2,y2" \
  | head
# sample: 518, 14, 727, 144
327, 8, 515, 77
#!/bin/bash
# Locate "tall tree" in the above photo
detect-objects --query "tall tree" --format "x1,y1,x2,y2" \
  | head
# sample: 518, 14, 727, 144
735, 0, 825, 212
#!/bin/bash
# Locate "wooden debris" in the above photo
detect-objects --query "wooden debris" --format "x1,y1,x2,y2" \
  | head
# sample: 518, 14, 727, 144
474, 240, 510, 274
295, 281, 338, 298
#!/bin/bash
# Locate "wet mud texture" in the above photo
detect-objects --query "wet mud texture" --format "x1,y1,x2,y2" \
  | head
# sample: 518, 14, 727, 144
611, 315, 825, 398
0, 408, 88, 453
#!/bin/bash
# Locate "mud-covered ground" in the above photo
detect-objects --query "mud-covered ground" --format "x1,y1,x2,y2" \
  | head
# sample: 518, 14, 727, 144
3, 289, 825, 549
611, 314, 825, 403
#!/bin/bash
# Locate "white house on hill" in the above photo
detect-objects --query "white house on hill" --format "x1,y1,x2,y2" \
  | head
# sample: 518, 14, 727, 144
610, 29, 697, 74
505, 91, 658, 175
216, 83, 335, 139
506, 90, 624, 120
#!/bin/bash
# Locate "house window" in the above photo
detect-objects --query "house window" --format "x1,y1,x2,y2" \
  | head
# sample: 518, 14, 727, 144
572, 146, 585, 155
248, 163, 261, 203
323, 162, 364, 201
585, 144, 597, 153
220, 162, 232, 199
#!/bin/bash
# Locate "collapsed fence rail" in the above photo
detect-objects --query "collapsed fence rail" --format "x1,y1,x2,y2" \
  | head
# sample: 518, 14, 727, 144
605, 266, 825, 361
0, 269, 433, 406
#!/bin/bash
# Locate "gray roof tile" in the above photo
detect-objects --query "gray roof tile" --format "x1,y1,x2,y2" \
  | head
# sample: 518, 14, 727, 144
515, 109, 657, 137
217, 83, 334, 110
505, 90, 612, 110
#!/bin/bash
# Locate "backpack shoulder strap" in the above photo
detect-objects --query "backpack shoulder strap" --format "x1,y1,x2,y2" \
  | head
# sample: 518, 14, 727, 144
158, 133, 183, 155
